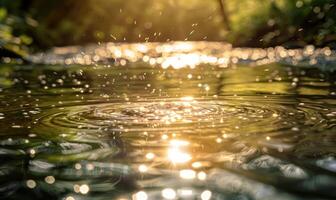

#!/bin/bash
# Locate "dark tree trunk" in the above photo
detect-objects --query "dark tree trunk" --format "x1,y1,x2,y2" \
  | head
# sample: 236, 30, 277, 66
217, 0, 231, 31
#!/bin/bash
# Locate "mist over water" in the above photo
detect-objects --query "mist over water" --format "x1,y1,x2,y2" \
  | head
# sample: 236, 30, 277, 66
0, 42, 336, 200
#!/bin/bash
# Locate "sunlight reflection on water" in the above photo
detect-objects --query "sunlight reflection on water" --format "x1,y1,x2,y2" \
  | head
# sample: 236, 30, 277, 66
31, 42, 336, 71
0, 42, 336, 199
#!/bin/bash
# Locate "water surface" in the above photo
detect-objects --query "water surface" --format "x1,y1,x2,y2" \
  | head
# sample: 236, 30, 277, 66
0, 42, 336, 200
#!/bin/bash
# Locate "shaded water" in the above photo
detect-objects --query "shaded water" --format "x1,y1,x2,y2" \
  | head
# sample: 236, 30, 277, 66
1, 42, 336, 200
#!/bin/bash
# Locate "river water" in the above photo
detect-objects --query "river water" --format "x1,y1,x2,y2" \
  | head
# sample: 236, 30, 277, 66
0, 42, 336, 200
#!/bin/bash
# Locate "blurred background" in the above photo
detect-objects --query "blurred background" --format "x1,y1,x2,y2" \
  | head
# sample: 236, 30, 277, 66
0, 0, 335, 57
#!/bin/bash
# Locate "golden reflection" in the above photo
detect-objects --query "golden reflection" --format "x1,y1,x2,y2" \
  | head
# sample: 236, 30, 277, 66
137, 96, 199, 125
74, 184, 90, 194
132, 191, 148, 200
161, 188, 176, 199
201, 190, 212, 200
180, 96, 194, 102
74, 163, 82, 170
167, 139, 192, 164
161, 134, 169, 140
44, 176, 55, 184
138, 164, 148, 173
180, 189, 193, 196
34, 41, 334, 71
79, 184, 90, 194
145, 152, 155, 160
179, 169, 196, 180
192, 162, 202, 168
197, 171, 207, 180
26, 180, 36, 189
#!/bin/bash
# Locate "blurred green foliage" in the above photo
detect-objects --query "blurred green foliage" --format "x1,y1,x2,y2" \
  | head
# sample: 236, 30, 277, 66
227, 0, 336, 47
0, 6, 35, 58
24, 0, 223, 47
0, 0, 335, 54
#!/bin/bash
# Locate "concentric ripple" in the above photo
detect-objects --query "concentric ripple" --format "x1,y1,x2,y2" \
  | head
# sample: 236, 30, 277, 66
34, 96, 324, 136
1, 58, 336, 199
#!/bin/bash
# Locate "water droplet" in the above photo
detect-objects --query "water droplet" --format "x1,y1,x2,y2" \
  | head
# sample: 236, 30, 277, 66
26, 180, 36, 189
161, 188, 176, 199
